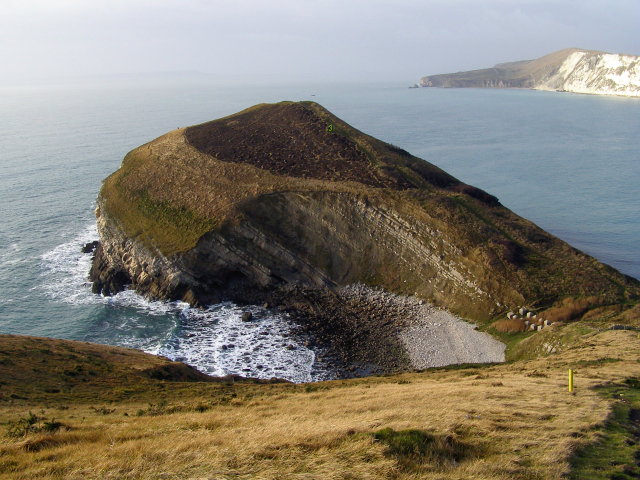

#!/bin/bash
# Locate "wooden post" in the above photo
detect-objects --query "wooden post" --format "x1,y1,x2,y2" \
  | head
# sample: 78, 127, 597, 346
568, 369, 574, 393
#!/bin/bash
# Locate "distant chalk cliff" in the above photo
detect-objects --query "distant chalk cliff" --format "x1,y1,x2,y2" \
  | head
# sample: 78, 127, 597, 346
419, 48, 640, 97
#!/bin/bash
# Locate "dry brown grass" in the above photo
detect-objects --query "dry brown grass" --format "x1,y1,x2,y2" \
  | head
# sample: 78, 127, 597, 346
618, 303, 640, 324
492, 318, 527, 333
542, 296, 601, 323
2, 330, 639, 479
100, 129, 378, 255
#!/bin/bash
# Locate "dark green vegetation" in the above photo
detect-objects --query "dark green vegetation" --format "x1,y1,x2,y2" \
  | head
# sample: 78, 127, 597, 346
569, 378, 640, 480
373, 427, 477, 472
99, 148, 218, 255
94, 100, 639, 322
102, 101, 494, 255
484, 327, 535, 360
5, 412, 67, 439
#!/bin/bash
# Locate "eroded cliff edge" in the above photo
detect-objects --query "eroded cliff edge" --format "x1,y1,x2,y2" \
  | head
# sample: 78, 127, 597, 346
90, 101, 639, 370
419, 48, 640, 97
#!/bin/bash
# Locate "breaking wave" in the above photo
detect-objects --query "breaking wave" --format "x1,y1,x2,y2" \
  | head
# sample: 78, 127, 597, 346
38, 224, 334, 382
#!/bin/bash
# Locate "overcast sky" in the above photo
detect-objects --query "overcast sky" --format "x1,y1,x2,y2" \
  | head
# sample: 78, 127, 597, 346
1, 0, 639, 85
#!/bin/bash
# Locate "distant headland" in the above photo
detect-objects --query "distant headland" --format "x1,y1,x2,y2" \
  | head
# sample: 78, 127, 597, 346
418, 48, 640, 97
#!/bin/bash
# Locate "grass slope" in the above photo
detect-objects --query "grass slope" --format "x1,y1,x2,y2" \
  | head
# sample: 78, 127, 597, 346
2, 329, 640, 479
569, 378, 640, 480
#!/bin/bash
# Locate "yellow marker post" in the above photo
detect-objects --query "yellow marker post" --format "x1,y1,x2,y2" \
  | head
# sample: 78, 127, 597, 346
568, 369, 574, 393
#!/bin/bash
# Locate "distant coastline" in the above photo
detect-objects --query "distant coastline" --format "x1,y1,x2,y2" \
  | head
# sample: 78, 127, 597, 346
417, 48, 640, 98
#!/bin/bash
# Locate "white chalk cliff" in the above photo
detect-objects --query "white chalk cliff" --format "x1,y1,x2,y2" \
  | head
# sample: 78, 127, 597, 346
419, 49, 640, 98
537, 50, 640, 96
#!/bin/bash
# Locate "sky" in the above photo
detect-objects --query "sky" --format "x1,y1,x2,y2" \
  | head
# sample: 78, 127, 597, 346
1, 0, 639, 85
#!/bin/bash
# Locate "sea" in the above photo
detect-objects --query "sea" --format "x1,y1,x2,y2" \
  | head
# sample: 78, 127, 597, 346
0, 80, 638, 382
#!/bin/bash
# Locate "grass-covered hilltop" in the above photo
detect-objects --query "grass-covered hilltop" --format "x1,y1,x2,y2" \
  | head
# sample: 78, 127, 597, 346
91, 100, 638, 318
88, 99, 640, 373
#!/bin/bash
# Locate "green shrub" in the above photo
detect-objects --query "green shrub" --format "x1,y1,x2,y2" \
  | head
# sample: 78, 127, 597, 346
373, 427, 471, 470
90, 406, 116, 415
42, 419, 64, 433
6, 412, 68, 438
6, 412, 40, 437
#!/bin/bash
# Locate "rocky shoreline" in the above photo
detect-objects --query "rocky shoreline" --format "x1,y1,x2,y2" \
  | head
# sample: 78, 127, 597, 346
88, 240, 504, 376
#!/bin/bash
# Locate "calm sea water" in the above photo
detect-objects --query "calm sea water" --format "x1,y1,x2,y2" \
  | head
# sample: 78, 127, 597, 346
0, 80, 638, 381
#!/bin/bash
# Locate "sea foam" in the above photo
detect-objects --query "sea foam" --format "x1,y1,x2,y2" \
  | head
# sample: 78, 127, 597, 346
38, 224, 333, 382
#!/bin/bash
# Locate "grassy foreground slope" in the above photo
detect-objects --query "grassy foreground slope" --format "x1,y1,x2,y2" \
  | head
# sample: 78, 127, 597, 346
1, 330, 640, 479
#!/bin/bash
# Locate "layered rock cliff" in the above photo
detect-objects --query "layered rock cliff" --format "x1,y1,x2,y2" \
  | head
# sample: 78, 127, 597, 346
90, 101, 639, 327
419, 48, 640, 97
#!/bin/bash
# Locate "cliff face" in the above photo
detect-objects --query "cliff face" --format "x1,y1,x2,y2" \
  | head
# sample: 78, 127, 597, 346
419, 48, 640, 97
91, 101, 639, 322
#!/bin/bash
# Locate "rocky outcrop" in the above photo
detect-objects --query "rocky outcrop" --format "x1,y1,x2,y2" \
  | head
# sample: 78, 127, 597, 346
419, 48, 640, 97
90, 101, 640, 325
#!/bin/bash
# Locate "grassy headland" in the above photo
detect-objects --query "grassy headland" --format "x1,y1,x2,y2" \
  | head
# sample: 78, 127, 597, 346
95, 101, 639, 321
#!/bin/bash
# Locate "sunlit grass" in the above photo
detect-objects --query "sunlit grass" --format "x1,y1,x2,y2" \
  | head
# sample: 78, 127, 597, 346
2, 330, 640, 479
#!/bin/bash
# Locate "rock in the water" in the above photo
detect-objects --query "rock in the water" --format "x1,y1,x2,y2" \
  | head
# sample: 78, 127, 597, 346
81, 240, 99, 254
241, 311, 253, 322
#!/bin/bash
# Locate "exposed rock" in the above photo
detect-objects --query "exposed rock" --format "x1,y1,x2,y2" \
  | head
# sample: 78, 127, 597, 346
610, 325, 640, 331
241, 311, 253, 322
419, 48, 640, 97
81, 240, 99, 254
89, 244, 131, 296
90, 102, 638, 317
